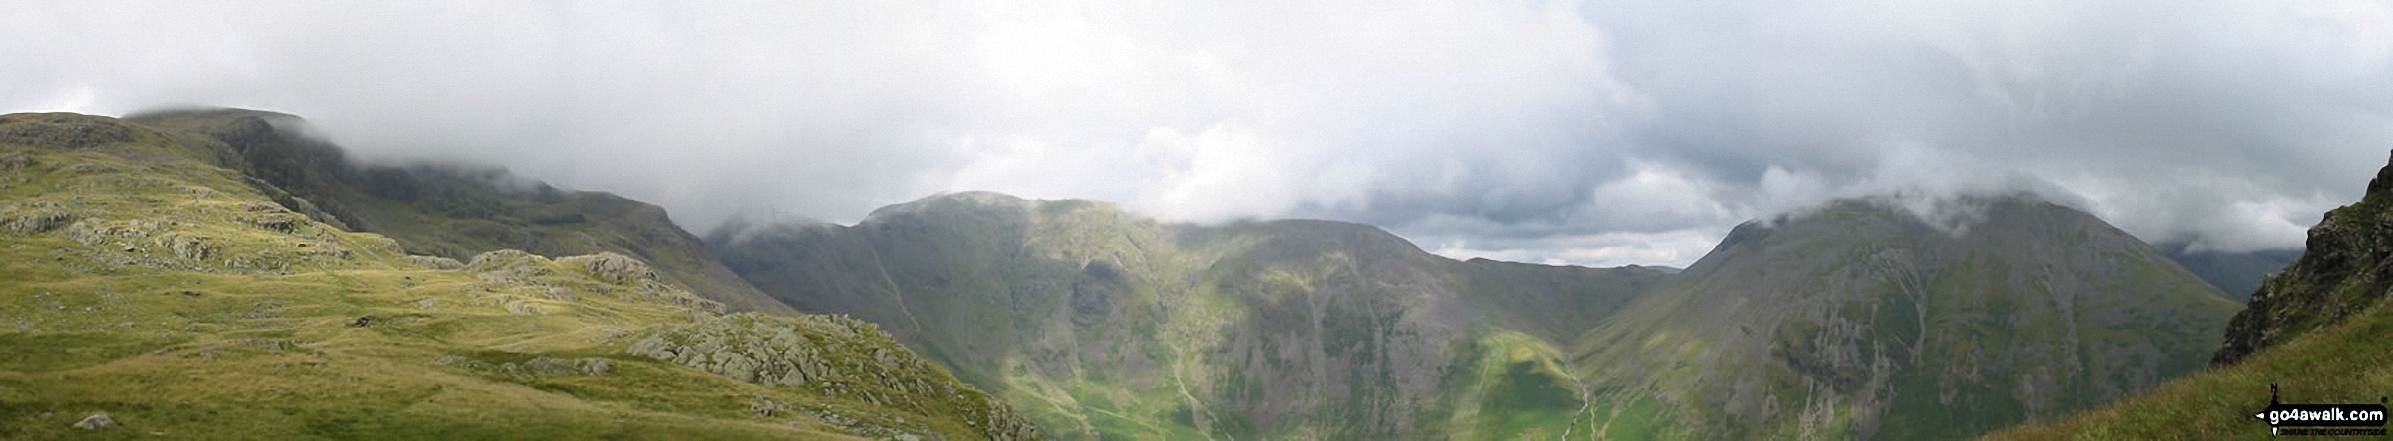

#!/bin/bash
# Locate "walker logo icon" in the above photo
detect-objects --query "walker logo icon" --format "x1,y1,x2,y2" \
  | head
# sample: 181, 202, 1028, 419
2254, 384, 2388, 436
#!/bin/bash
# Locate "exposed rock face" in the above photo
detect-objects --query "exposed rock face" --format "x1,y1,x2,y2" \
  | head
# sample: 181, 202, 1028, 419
625, 313, 1042, 441
2214, 151, 2393, 365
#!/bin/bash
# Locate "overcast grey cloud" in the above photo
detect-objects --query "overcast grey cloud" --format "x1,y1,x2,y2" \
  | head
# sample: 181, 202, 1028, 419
3, 0, 2387, 268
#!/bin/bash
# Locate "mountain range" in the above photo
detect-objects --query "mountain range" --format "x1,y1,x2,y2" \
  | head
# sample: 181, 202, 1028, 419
708, 190, 2240, 439
3, 108, 2374, 440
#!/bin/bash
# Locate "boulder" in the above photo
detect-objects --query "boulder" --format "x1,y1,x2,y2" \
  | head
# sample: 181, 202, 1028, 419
72, 413, 115, 430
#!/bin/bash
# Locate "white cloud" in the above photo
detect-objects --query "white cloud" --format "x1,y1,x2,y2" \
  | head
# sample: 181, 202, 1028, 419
1427, 229, 1721, 268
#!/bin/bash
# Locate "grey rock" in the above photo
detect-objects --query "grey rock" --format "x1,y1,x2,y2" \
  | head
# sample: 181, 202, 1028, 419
503, 299, 538, 315
72, 413, 114, 430
580, 357, 612, 376
2, 208, 68, 235
250, 212, 302, 233
560, 252, 658, 284
154, 233, 214, 260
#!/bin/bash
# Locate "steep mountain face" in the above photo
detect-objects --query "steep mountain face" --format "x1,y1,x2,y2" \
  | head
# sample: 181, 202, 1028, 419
2156, 242, 2301, 302
0, 112, 1033, 439
120, 108, 793, 315
709, 192, 1674, 439
1566, 195, 2239, 440
2213, 151, 2393, 365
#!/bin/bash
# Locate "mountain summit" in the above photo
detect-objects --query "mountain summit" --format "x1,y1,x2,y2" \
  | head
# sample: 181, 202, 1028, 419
1567, 194, 2239, 439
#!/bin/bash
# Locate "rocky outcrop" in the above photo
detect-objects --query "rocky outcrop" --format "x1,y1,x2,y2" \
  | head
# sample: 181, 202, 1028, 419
625, 313, 1041, 441
459, 249, 727, 316
407, 255, 465, 270
2214, 151, 2393, 365
626, 313, 894, 389
559, 252, 657, 284
1, 203, 69, 234
0, 113, 137, 149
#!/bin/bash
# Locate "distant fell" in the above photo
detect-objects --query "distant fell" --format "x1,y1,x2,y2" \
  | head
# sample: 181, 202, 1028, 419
2155, 242, 2300, 303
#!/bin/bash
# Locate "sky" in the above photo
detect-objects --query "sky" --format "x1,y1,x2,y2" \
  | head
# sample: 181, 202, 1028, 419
4, 0, 2388, 268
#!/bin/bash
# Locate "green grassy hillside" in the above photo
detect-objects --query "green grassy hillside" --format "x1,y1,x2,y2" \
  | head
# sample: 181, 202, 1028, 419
122, 108, 794, 315
0, 112, 1036, 439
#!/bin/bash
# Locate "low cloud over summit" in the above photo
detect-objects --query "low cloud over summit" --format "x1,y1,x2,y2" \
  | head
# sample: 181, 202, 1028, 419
5, 0, 2384, 267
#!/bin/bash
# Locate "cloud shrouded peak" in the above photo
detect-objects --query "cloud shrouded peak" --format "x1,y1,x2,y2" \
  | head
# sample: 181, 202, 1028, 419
4, 0, 2386, 268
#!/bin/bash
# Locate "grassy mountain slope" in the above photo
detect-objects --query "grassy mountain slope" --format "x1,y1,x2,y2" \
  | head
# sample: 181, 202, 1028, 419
121, 108, 793, 315
1564, 195, 2240, 440
0, 112, 1034, 439
1989, 151, 2393, 439
709, 192, 1674, 439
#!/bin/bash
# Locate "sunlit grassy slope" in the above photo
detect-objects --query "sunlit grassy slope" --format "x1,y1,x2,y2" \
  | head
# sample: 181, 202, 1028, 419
0, 112, 1037, 439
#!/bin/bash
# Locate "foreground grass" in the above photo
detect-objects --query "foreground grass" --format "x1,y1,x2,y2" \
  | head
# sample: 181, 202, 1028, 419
0, 255, 889, 439
1982, 297, 2393, 440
